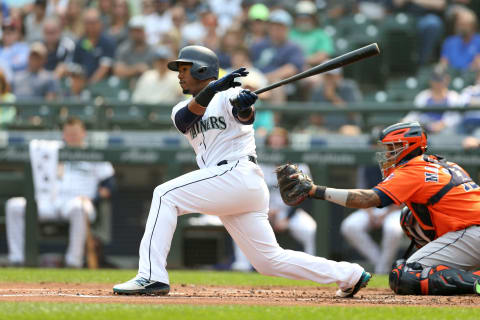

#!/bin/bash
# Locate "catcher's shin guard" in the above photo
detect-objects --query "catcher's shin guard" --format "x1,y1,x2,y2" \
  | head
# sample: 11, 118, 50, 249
389, 259, 480, 295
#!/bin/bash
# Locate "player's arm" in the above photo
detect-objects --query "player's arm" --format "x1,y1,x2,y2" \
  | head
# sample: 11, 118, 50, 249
308, 186, 381, 208
276, 164, 394, 209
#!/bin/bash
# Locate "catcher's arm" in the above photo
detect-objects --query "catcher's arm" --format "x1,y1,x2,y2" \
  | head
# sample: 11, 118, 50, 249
309, 185, 381, 209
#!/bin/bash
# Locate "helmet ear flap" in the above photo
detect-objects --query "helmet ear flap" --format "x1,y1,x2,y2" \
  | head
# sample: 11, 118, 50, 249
197, 66, 207, 74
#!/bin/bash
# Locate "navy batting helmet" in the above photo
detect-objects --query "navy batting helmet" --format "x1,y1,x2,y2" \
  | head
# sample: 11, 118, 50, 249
167, 45, 219, 80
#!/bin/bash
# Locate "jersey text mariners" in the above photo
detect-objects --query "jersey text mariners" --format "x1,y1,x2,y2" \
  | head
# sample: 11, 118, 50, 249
171, 87, 256, 168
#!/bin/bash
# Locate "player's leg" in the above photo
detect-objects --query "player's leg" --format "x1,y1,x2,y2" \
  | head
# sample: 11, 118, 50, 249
376, 209, 404, 274
5, 197, 26, 265
60, 197, 96, 268
231, 242, 252, 271
115, 161, 268, 294
220, 211, 367, 295
340, 208, 380, 266
287, 208, 317, 255
390, 225, 480, 295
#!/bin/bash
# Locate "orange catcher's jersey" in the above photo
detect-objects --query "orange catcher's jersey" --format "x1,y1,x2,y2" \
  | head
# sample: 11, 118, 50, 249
375, 155, 480, 238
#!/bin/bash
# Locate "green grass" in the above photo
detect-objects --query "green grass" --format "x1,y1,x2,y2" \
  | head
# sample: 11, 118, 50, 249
0, 268, 388, 288
0, 303, 478, 320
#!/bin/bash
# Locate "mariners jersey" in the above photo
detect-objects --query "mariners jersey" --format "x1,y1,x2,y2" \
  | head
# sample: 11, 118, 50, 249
171, 87, 256, 168
58, 161, 114, 203
375, 155, 480, 237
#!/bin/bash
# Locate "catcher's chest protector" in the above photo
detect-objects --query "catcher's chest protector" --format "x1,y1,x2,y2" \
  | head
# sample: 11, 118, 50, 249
409, 155, 473, 240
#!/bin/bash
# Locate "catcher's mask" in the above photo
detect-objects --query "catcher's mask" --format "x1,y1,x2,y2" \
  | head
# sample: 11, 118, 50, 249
376, 122, 427, 179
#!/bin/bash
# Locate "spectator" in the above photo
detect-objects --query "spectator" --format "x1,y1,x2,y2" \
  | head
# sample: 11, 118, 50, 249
107, 0, 131, 47
290, 1, 334, 67
45, 0, 68, 17
439, 7, 480, 71
24, 0, 47, 43
113, 16, 155, 85
97, 0, 114, 28
389, 0, 446, 66
458, 70, 480, 134
250, 9, 305, 103
310, 68, 362, 133
72, 8, 115, 83
11, 42, 59, 101
0, 69, 16, 126
182, 0, 203, 23
182, 6, 220, 47
43, 16, 75, 78
244, 3, 269, 47
131, 46, 183, 104
62, 0, 85, 41
207, 0, 242, 32
62, 63, 91, 101
340, 163, 404, 275
141, 0, 173, 45
6, 117, 115, 268
0, 18, 30, 74
216, 27, 244, 69
403, 68, 461, 133
169, 5, 187, 47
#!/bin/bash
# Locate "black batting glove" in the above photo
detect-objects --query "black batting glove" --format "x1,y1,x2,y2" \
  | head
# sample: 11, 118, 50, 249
230, 89, 258, 111
196, 67, 249, 107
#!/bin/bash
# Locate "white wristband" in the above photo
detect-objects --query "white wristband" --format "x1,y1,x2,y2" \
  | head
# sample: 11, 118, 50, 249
324, 188, 348, 207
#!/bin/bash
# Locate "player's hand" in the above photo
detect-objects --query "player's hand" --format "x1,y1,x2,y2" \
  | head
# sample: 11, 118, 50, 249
230, 89, 258, 110
207, 67, 248, 93
276, 164, 314, 206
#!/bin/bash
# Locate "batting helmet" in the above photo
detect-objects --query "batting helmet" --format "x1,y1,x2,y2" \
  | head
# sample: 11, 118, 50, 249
376, 122, 428, 178
167, 45, 219, 80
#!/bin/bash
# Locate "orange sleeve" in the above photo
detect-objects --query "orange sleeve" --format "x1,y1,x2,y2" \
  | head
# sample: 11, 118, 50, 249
375, 166, 424, 205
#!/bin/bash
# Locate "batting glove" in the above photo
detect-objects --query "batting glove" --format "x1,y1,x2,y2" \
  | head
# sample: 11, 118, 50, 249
196, 67, 249, 107
230, 89, 258, 111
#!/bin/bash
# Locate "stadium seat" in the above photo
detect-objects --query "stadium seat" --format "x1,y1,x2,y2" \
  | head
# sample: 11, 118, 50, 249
386, 77, 423, 102
6, 104, 55, 130
104, 104, 149, 130
379, 13, 418, 76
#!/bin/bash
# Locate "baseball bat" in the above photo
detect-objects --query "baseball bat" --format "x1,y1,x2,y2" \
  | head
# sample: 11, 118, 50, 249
253, 43, 380, 95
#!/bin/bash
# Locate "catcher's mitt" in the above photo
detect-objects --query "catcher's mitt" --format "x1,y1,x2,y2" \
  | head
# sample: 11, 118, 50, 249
276, 164, 313, 206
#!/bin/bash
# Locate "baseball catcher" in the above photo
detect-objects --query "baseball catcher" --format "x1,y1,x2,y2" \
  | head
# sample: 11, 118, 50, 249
277, 121, 480, 295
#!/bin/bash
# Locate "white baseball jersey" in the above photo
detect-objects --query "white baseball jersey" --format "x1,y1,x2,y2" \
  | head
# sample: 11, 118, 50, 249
171, 87, 256, 168
58, 161, 115, 203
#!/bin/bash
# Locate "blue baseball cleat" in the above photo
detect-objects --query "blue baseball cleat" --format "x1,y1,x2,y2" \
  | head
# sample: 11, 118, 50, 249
336, 271, 372, 298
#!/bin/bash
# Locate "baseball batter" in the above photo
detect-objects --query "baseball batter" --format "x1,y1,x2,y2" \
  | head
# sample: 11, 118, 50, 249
113, 45, 370, 298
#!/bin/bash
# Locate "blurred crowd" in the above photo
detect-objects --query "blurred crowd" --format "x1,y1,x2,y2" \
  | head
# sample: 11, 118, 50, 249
0, 0, 479, 138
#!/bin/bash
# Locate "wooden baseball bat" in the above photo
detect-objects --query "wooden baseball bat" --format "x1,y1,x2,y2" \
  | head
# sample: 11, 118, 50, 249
254, 43, 380, 95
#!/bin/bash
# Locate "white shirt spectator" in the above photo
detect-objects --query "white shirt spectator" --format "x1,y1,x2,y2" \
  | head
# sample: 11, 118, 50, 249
207, 0, 242, 33
403, 89, 462, 132
132, 69, 183, 104
459, 84, 480, 133
143, 12, 173, 45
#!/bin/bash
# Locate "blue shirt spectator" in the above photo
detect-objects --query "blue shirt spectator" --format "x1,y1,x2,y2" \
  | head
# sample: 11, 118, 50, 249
250, 38, 304, 74
72, 8, 115, 83
440, 8, 480, 71
0, 18, 29, 74
12, 42, 60, 101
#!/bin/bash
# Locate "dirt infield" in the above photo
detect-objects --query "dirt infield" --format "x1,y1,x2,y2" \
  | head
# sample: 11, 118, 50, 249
0, 283, 479, 307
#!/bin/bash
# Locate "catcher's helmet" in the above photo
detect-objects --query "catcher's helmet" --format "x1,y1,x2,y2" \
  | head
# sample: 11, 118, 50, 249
167, 45, 219, 80
376, 122, 428, 178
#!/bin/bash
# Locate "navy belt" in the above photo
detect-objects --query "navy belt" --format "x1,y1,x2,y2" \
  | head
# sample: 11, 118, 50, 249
217, 156, 257, 166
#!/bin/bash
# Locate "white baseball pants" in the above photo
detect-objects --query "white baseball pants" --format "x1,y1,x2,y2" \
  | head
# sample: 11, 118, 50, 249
341, 207, 404, 274
6, 196, 95, 267
137, 159, 364, 290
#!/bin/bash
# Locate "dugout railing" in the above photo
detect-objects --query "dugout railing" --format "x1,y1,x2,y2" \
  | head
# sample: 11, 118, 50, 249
0, 146, 479, 268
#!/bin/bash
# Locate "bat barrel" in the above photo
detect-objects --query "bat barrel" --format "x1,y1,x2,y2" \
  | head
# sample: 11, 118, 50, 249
254, 43, 380, 95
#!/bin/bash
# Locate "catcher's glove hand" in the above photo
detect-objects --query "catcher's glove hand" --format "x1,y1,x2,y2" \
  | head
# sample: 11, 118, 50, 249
276, 164, 314, 206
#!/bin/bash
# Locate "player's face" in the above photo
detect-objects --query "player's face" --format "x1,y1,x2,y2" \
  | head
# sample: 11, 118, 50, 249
177, 63, 204, 95
63, 123, 86, 147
